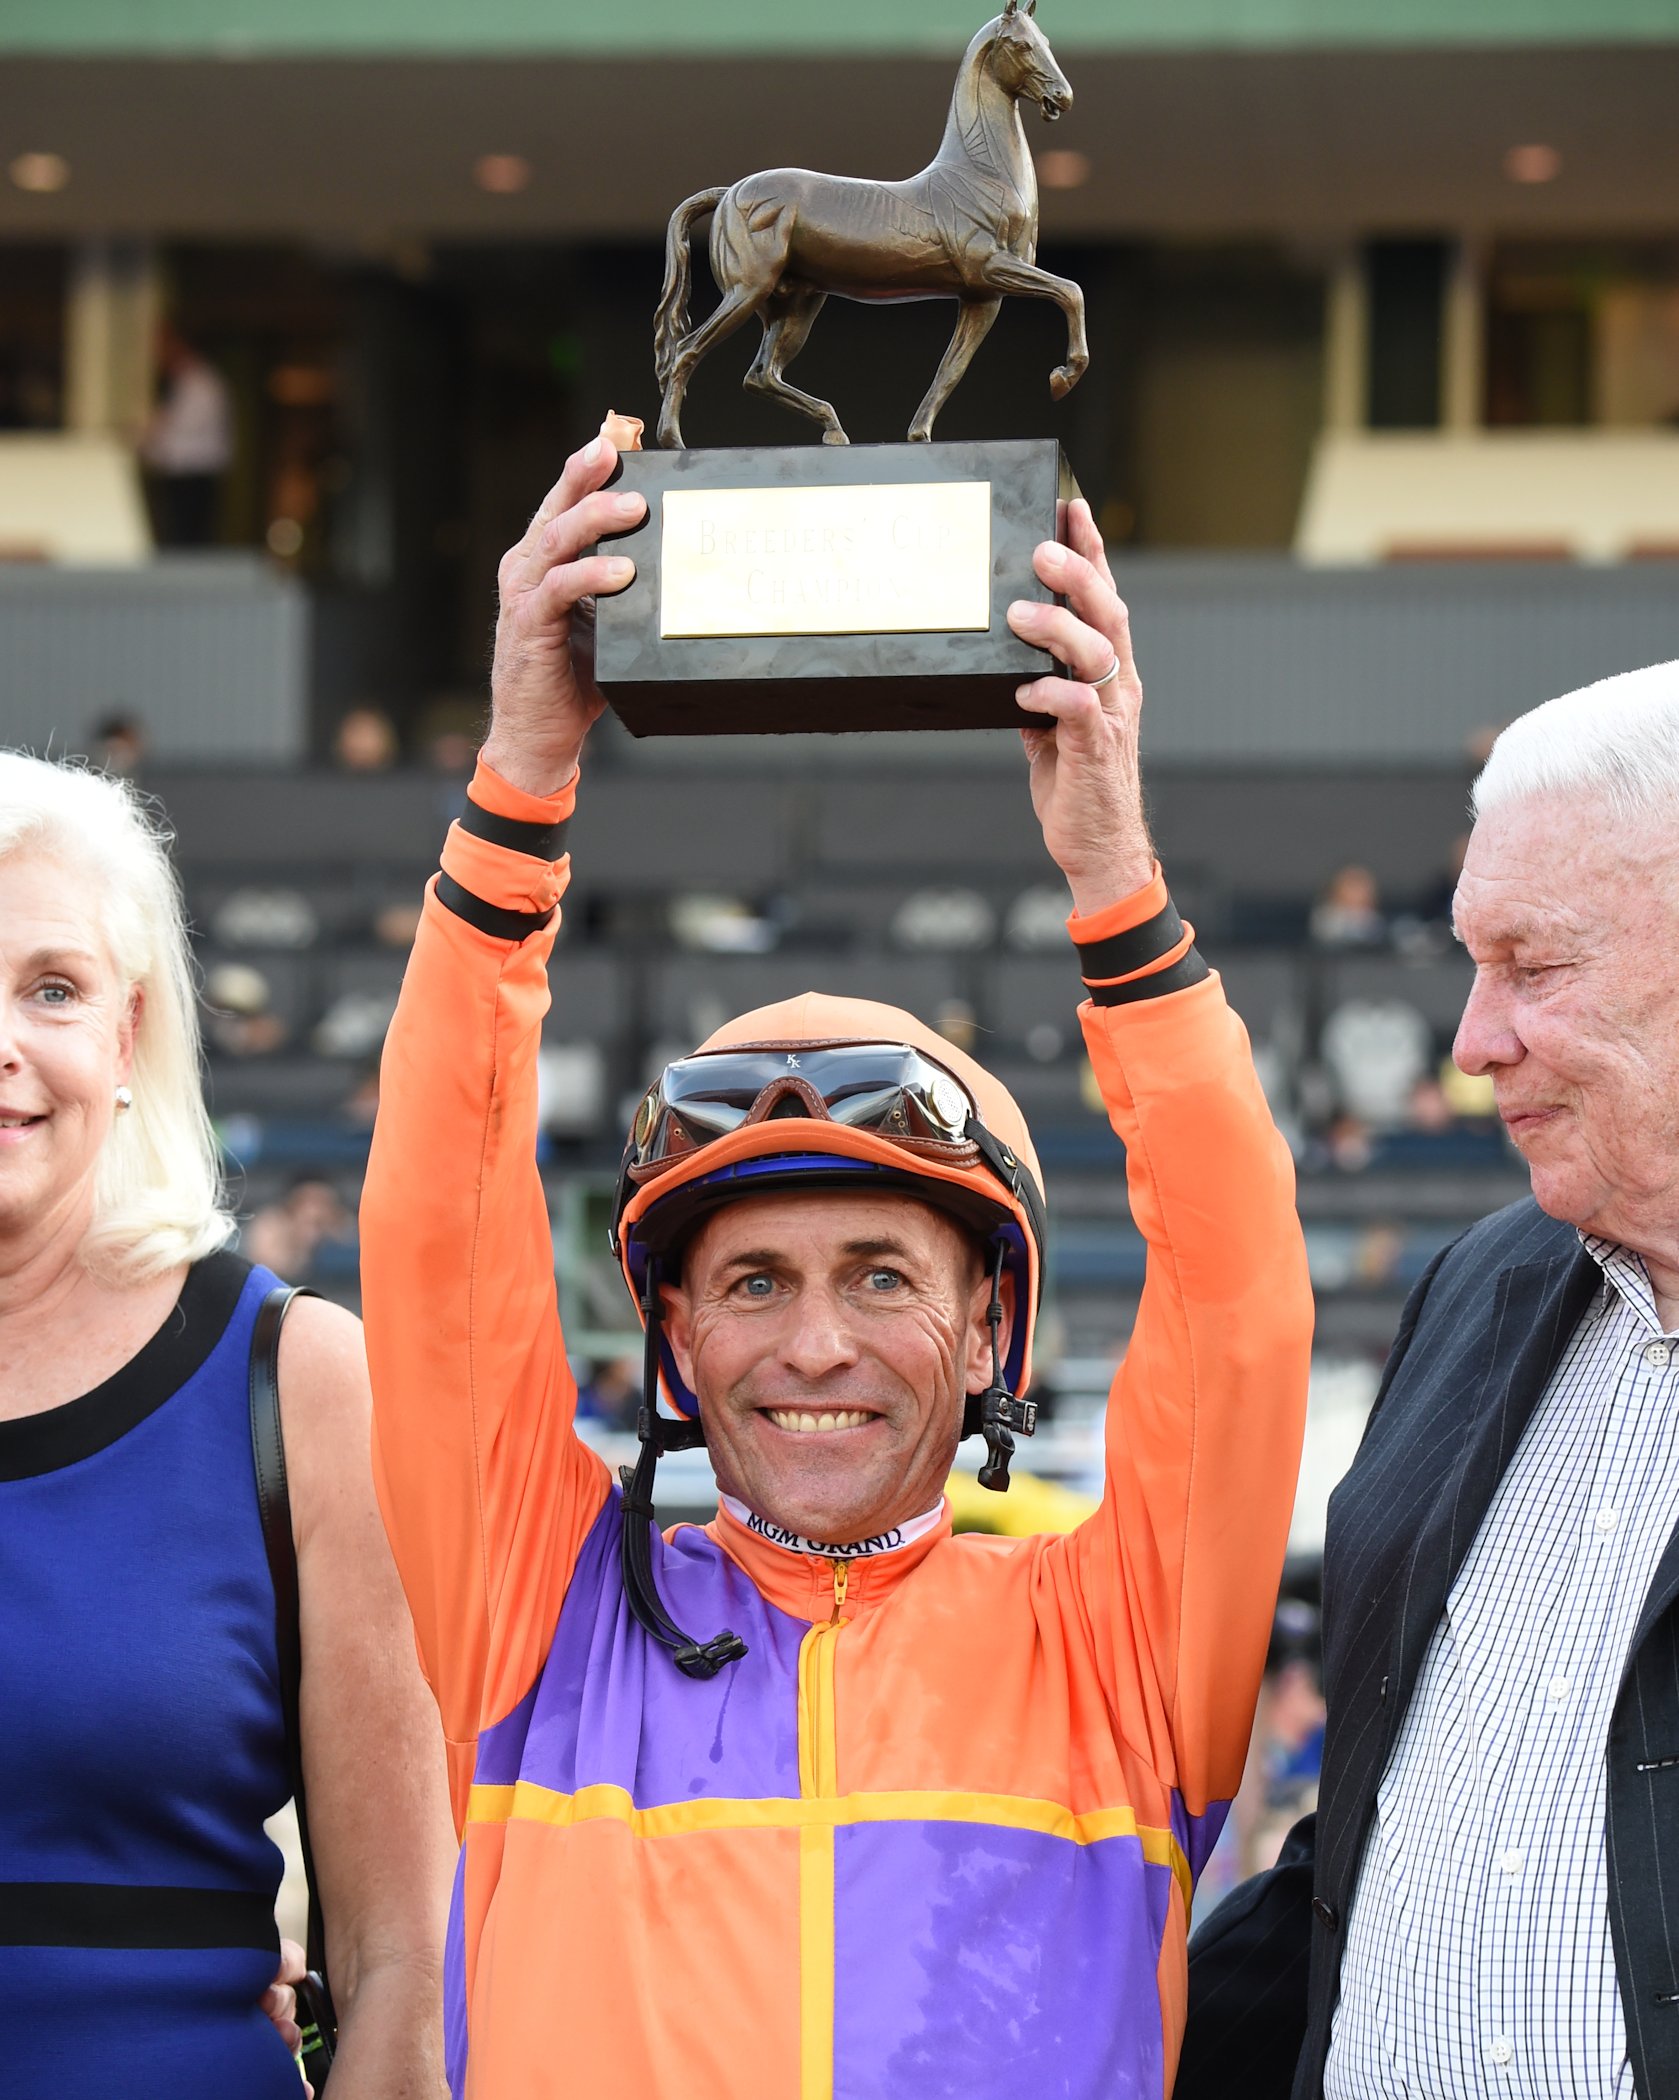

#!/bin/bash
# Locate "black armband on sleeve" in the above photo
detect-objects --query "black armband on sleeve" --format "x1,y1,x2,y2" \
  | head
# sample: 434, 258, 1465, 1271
458, 796, 571, 862
1078, 896, 1210, 1006
1075, 898, 1185, 980
435, 872, 556, 943
1085, 947, 1211, 1005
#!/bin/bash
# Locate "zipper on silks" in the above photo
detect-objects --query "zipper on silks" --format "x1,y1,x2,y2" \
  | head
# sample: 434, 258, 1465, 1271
796, 1561, 849, 2100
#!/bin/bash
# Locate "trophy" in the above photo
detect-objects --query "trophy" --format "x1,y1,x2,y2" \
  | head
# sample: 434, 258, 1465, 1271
594, 1, 1088, 737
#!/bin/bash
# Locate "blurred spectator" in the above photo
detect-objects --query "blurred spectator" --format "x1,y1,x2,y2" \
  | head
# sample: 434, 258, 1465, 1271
427, 728, 479, 775
373, 899, 424, 950
1352, 1222, 1406, 1289
140, 324, 233, 548
1415, 830, 1470, 929
1315, 1111, 1375, 1174
333, 705, 401, 772
1309, 863, 1387, 948
1406, 1074, 1457, 1134
89, 713, 146, 777
1248, 1600, 1327, 1868
203, 961, 286, 1056
576, 1355, 640, 1432
243, 1174, 355, 1280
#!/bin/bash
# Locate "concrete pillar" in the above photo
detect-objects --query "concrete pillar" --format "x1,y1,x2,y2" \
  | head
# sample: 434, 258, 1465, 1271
1441, 237, 1485, 432
1323, 245, 1368, 433
65, 238, 160, 438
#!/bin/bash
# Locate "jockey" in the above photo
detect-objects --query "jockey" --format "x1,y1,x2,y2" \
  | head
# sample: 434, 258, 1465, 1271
360, 430, 1313, 2099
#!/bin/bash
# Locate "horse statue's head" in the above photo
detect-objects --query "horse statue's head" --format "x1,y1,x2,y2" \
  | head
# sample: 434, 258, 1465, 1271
990, 0, 1072, 123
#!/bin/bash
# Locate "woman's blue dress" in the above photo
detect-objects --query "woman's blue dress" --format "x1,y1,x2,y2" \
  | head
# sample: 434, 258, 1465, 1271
0, 1252, 305, 2097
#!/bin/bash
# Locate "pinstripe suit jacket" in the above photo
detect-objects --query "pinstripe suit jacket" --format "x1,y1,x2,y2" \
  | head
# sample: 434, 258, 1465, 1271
1178, 1195, 1679, 2100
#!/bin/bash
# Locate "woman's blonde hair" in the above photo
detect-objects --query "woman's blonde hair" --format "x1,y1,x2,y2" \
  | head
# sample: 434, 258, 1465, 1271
0, 751, 232, 1281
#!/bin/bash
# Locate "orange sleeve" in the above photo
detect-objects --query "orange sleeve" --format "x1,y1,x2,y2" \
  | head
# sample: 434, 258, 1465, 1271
362, 758, 610, 1826
1062, 900, 1313, 1822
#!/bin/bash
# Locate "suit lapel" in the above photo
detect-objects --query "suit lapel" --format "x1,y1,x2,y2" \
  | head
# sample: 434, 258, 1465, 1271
1383, 1241, 1600, 1749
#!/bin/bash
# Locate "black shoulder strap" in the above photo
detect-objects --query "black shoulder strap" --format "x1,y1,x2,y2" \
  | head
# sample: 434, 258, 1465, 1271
248, 1283, 329, 1981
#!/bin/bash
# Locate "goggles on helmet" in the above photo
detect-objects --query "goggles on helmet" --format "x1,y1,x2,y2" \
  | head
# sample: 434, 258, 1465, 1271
611, 1039, 1046, 1268
631, 1041, 974, 1165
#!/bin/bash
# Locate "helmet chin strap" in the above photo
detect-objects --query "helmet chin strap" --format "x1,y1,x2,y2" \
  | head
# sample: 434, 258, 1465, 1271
961, 1236, 1039, 1492
617, 1256, 748, 1680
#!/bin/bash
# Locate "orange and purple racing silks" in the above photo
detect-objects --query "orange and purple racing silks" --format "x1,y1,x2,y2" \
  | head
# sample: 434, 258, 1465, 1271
361, 758, 1314, 2100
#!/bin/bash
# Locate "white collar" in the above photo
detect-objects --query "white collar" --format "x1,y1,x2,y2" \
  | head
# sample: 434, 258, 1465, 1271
721, 1494, 945, 1560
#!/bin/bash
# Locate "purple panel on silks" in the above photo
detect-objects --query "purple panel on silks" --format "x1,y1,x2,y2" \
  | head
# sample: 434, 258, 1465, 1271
1171, 1789, 1231, 1885
832, 1821, 1173, 2100
442, 1847, 468, 2100
478, 1488, 807, 1809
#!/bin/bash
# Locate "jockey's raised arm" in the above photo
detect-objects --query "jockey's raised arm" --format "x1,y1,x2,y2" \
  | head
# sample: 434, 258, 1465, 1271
361, 425, 1314, 2098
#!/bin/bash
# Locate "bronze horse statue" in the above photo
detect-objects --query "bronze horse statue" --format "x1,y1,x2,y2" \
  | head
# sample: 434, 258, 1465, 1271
653, 1, 1086, 449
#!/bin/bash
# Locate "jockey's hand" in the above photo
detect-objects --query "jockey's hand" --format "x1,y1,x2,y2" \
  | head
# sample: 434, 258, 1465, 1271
482, 430, 647, 797
1006, 498, 1154, 916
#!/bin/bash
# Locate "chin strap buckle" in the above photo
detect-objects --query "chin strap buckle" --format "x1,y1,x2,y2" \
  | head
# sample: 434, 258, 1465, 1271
968, 1384, 1040, 1491
673, 1631, 751, 1680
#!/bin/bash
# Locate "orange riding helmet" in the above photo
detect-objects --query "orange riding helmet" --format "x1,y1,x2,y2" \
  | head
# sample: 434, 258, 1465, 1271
612, 991, 1046, 1417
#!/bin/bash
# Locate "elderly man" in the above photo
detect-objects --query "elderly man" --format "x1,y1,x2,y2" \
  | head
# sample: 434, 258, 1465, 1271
359, 431, 1311, 2099
1180, 661, 1679, 2100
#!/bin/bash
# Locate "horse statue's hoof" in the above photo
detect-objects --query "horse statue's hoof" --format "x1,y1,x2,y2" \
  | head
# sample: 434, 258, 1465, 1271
821, 428, 851, 446
1049, 362, 1084, 401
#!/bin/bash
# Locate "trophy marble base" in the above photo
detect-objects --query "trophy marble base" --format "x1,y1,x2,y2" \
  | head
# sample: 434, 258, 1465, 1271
592, 438, 1078, 736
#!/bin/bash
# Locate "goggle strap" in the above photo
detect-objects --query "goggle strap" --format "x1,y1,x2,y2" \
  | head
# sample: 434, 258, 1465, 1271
966, 1117, 1048, 1278
617, 1258, 747, 1681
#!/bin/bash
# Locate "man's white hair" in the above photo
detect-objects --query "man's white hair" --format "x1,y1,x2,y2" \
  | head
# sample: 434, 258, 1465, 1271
0, 751, 232, 1282
1472, 660, 1679, 827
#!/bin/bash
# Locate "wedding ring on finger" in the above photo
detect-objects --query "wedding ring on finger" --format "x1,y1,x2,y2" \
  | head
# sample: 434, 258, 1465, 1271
1089, 656, 1122, 689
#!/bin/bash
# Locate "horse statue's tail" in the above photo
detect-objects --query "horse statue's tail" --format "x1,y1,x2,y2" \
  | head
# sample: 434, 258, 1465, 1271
655, 186, 728, 388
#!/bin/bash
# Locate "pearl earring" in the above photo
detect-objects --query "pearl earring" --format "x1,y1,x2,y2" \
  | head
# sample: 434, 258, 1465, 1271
114, 1087, 133, 1113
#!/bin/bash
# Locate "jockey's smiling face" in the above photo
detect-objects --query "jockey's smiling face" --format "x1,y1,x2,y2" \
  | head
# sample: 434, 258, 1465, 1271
661, 1188, 1009, 1547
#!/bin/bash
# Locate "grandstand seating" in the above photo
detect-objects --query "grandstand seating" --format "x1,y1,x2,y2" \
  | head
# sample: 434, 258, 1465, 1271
149, 756, 1527, 1376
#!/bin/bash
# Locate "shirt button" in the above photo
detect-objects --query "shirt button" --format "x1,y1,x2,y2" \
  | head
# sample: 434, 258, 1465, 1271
1491, 2036, 1515, 2067
1594, 1507, 1620, 1536
1549, 1675, 1572, 1704
1499, 1847, 1524, 1879
1644, 1340, 1672, 1369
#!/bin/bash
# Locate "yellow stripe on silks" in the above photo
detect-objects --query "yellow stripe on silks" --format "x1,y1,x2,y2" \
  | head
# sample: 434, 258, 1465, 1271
796, 1619, 842, 2100
799, 1822, 835, 2100
468, 1779, 1193, 1912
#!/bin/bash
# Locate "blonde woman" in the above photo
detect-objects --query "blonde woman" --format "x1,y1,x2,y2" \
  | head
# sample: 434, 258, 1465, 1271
0, 752, 452, 2098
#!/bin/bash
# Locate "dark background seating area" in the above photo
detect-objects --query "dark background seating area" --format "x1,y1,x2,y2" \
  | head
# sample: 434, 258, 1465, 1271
148, 752, 1523, 1387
